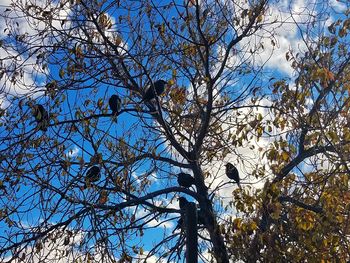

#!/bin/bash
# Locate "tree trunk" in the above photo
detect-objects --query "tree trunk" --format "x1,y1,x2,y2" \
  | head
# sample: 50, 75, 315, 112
185, 202, 198, 263
191, 162, 229, 263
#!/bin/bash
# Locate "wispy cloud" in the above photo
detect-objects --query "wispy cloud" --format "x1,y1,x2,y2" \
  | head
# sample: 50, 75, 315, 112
65, 146, 80, 158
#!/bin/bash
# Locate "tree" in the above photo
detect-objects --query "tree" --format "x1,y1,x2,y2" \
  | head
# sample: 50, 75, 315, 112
1, 0, 350, 262
243, 3, 350, 261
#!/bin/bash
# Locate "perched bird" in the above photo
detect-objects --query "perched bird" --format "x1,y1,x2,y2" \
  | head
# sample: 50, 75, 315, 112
259, 210, 272, 232
173, 217, 184, 233
197, 209, 206, 226
143, 79, 167, 101
85, 165, 101, 186
225, 162, 241, 188
178, 197, 189, 210
109, 94, 122, 116
32, 104, 49, 131
177, 172, 196, 188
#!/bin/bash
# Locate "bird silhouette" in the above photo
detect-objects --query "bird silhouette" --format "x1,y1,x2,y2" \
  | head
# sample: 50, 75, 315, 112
225, 162, 241, 188
84, 166, 101, 188
143, 79, 167, 101
109, 94, 121, 115
197, 209, 206, 226
177, 172, 196, 188
173, 217, 184, 233
32, 104, 49, 131
178, 197, 189, 210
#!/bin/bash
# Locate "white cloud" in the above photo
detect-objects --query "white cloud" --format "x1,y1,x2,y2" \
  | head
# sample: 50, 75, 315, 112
234, 0, 321, 76
135, 251, 176, 263
134, 205, 175, 229
65, 145, 80, 158
4, 228, 94, 263
329, 0, 347, 12
0, 1, 55, 102
203, 98, 275, 206
0, 48, 46, 98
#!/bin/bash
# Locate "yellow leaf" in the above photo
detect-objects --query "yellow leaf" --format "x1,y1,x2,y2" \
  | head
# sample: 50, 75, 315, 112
343, 128, 350, 141
281, 151, 289, 161
267, 149, 277, 160
257, 14, 263, 23
168, 79, 175, 86
323, 239, 328, 247
249, 221, 258, 231
97, 98, 104, 109
327, 131, 338, 142
59, 68, 65, 78
233, 218, 242, 229
256, 126, 263, 137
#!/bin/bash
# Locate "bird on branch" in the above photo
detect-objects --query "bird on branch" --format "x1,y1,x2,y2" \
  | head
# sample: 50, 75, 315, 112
108, 94, 122, 122
197, 209, 207, 226
225, 162, 241, 189
178, 197, 189, 210
83, 165, 101, 188
143, 79, 167, 102
109, 94, 121, 115
32, 104, 49, 131
173, 217, 184, 233
177, 172, 196, 188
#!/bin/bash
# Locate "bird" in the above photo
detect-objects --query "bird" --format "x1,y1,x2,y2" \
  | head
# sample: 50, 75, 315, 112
177, 172, 196, 188
84, 165, 101, 186
225, 162, 241, 188
109, 94, 121, 116
259, 210, 272, 232
143, 79, 167, 101
173, 217, 184, 233
32, 104, 49, 131
197, 209, 206, 226
178, 197, 189, 210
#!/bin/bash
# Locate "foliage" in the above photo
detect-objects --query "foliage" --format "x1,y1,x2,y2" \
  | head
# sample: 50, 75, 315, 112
0, 0, 350, 262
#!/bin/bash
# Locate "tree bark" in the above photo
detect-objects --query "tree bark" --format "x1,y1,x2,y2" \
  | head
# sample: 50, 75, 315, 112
191, 161, 230, 263
185, 202, 198, 263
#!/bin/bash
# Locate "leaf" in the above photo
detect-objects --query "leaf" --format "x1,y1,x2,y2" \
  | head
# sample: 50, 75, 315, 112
327, 131, 338, 142
97, 98, 104, 109
59, 68, 65, 78
281, 151, 289, 161
256, 126, 263, 137
115, 36, 122, 46
285, 51, 291, 62
233, 218, 242, 229
75, 110, 81, 119
257, 14, 263, 23
99, 191, 108, 204
172, 69, 177, 78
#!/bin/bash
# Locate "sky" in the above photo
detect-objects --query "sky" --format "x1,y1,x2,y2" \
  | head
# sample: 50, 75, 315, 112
0, 0, 347, 261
